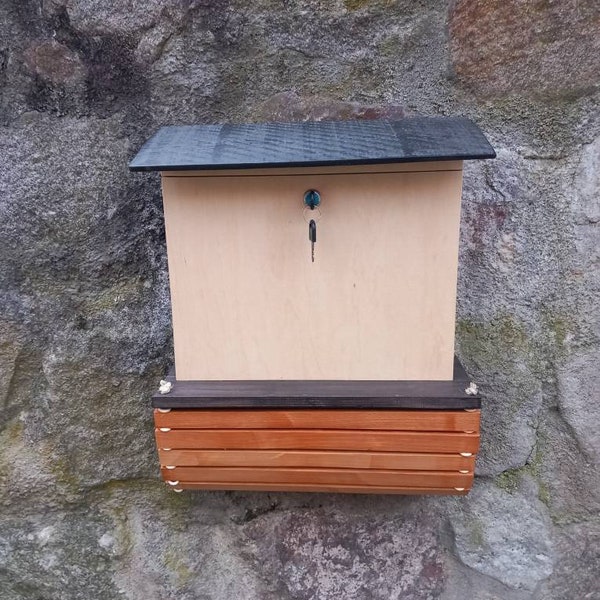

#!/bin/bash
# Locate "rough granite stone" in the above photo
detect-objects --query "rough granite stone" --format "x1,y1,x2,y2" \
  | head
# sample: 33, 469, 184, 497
244, 507, 446, 599
450, 478, 554, 591
254, 90, 406, 122
535, 521, 600, 600
22, 39, 87, 84
557, 350, 600, 464
531, 408, 600, 525
0, 0, 599, 598
450, 0, 600, 99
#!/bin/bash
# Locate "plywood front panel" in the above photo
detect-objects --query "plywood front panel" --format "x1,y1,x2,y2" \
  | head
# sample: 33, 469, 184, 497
162, 168, 463, 380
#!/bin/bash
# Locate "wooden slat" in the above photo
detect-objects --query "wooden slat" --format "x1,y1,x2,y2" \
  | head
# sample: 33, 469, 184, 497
168, 482, 470, 495
158, 449, 476, 471
155, 429, 480, 453
154, 409, 480, 432
161, 467, 472, 488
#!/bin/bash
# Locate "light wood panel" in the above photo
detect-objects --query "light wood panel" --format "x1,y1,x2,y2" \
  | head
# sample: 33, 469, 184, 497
162, 168, 463, 381
154, 409, 480, 431
161, 161, 463, 177
155, 429, 480, 453
158, 449, 476, 471
168, 482, 471, 495
161, 466, 472, 488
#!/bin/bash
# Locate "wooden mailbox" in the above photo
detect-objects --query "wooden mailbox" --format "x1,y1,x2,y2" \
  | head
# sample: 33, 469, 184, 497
130, 118, 495, 495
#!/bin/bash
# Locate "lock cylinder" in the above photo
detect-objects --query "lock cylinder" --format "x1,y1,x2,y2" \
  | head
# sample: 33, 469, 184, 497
303, 189, 321, 209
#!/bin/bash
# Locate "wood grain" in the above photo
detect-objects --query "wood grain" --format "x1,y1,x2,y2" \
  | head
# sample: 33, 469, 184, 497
155, 429, 480, 453
158, 449, 476, 471
151, 379, 481, 410
162, 169, 463, 381
167, 482, 471, 495
161, 466, 472, 488
154, 409, 480, 431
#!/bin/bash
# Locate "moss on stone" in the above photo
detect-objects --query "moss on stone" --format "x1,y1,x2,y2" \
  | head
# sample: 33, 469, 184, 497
344, 0, 372, 10
538, 481, 551, 507
527, 431, 553, 507
81, 277, 145, 315
457, 314, 541, 418
0, 421, 23, 480
344, 0, 394, 10
495, 468, 523, 493
0, 421, 24, 479
164, 547, 194, 585
457, 314, 530, 359
467, 518, 485, 548
0, 419, 24, 445
540, 311, 576, 356
494, 429, 554, 507
378, 35, 402, 58
47, 454, 82, 492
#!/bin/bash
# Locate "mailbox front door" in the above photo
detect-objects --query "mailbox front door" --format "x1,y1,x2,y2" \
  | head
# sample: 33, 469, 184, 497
162, 162, 463, 381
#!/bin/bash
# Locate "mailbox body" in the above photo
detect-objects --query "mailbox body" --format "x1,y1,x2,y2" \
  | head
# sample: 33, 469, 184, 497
130, 118, 495, 495
161, 162, 463, 381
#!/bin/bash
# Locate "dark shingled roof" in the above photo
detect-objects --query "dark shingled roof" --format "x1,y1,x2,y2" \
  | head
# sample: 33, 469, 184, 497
129, 117, 496, 172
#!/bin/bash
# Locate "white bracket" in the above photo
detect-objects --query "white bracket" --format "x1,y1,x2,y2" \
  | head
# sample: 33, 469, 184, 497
158, 380, 173, 395
465, 382, 479, 396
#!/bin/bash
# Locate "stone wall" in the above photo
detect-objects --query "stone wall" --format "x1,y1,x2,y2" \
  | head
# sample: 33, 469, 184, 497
1, 1, 598, 598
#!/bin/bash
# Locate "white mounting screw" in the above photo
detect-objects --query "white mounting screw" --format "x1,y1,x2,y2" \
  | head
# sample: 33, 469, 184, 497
158, 380, 173, 395
460, 452, 473, 457
167, 480, 180, 486
173, 488, 183, 493
465, 382, 479, 396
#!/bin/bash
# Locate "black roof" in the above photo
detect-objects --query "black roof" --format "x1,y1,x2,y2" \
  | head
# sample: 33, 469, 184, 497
129, 117, 495, 172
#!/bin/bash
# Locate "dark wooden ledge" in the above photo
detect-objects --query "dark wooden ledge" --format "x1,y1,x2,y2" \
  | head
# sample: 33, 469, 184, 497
152, 358, 480, 410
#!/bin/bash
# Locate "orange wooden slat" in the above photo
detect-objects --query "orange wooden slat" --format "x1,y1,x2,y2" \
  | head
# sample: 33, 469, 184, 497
161, 466, 472, 488
168, 482, 470, 495
158, 449, 476, 471
154, 409, 480, 432
155, 428, 480, 453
